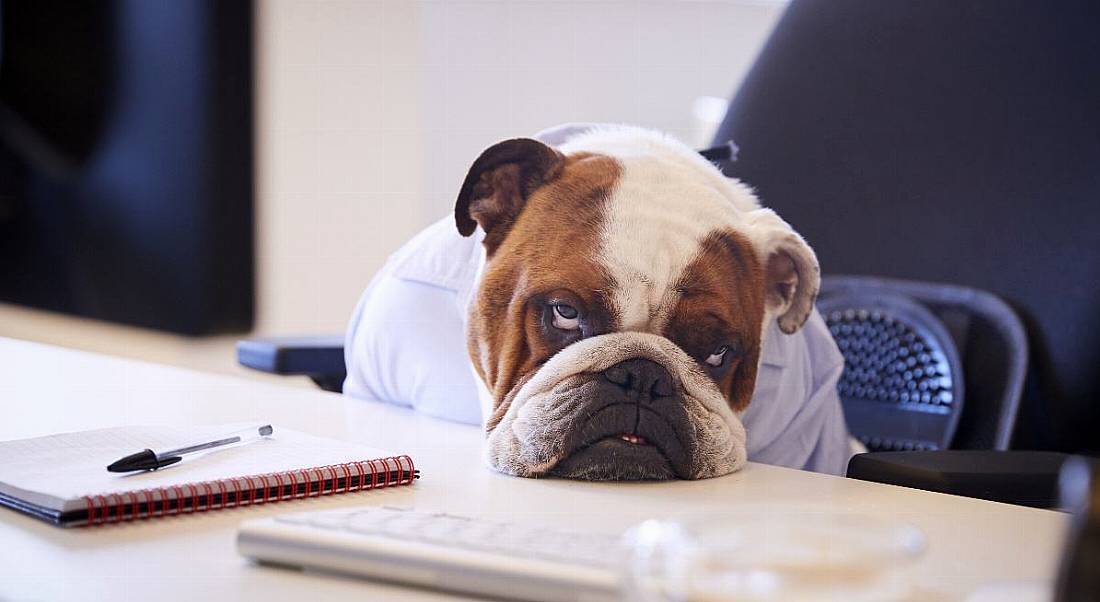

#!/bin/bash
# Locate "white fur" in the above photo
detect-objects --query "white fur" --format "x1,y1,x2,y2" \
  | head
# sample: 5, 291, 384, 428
556, 125, 804, 333
556, 125, 761, 213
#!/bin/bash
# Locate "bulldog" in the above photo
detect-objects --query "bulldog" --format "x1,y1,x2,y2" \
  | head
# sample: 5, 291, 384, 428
344, 124, 853, 480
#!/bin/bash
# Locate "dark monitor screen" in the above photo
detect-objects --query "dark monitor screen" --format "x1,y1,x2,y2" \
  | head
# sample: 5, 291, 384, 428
0, 0, 254, 335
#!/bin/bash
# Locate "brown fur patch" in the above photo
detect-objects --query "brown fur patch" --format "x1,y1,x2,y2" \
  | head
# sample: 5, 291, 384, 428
467, 153, 622, 430
664, 229, 766, 412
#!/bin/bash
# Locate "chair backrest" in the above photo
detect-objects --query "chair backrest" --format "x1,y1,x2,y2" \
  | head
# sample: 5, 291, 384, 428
716, 0, 1100, 452
820, 276, 1027, 451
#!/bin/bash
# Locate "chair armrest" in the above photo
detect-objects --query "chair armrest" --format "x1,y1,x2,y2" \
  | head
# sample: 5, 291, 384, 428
847, 450, 1071, 508
236, 336, 346, 392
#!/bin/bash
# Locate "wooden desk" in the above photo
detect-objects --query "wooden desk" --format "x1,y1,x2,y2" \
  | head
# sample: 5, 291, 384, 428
0, 338, 1067, 601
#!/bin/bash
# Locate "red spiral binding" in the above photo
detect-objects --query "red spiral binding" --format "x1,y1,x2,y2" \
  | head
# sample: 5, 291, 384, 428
243, 475, 257, 506
352, 461, 365, 492
201, 482, 214, 512
171, 485, 186, 513
81, 455, 416, 526
258, 475, 270, 503
366, 459, 379, 490
127, 491, 139, 520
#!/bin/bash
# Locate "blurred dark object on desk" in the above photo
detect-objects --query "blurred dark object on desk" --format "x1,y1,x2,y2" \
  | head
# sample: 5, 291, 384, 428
0, 0, 254, 335
1055, 457, 1100, 602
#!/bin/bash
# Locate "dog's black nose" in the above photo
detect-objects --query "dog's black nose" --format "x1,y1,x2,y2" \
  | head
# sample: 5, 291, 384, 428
602, 358, 674, 399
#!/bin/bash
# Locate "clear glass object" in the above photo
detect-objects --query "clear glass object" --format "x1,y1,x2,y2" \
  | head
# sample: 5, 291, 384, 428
621, 504, 926, 602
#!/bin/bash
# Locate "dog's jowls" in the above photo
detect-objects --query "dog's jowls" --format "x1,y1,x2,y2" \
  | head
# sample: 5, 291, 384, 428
487, 332, 748, 480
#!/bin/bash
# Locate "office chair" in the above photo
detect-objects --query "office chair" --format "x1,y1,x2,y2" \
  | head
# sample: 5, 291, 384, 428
816, 276, 1070, 507
818, 276, 1027, 453
713, 0, 1099, 503
715, 0, 1100, 453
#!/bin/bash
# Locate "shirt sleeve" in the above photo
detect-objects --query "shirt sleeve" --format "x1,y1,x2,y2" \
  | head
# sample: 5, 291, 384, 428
743, 310, 855, 476
343, 272, 483, 425
798, 311, 856, 475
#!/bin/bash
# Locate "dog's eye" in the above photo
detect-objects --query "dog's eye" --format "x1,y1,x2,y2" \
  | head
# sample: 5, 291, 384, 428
705, 345, 729, 367
551, 304, 581, 330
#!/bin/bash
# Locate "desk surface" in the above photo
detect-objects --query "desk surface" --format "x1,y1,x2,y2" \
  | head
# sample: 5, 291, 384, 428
0, 337, 1067, 601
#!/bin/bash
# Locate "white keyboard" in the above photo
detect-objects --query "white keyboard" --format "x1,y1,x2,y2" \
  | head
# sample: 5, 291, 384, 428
237, 505, 625, 602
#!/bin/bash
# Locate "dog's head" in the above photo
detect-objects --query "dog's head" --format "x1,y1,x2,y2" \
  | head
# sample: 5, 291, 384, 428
455, 127, 818, 480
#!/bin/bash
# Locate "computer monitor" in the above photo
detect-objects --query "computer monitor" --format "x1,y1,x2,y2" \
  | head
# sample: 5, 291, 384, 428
0, 0, 254, 335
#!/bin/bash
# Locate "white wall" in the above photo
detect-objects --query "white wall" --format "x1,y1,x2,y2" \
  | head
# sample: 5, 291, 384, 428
1, 0, 784, 378
258, 0, 784, 336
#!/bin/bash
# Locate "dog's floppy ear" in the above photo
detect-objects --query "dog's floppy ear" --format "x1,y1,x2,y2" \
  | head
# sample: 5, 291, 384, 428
747, 209, 821, 334
455, 138, 565, 253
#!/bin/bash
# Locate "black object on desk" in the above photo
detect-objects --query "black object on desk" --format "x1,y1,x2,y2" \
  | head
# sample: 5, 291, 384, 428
1055, 456, 1100, 602
237, 336, 347, 392
0, 1, 255, 335
848, 450, 1071, 508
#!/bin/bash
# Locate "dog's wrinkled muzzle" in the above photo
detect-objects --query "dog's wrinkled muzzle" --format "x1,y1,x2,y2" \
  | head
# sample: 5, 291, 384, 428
547, 358, 696, 480
486, 332, 747, 480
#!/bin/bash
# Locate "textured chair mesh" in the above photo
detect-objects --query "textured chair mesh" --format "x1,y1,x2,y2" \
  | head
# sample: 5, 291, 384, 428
819, 276, 1028, 451
818, 290, 963, 452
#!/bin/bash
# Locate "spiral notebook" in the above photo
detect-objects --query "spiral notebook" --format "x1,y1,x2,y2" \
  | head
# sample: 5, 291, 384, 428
0, 424, 417, 527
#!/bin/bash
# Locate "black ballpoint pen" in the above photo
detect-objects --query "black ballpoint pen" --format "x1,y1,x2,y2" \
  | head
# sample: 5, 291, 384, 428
107, 425, 274, 472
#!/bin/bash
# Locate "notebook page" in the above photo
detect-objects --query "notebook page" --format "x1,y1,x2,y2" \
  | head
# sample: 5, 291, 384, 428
0, 424, 401, 512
